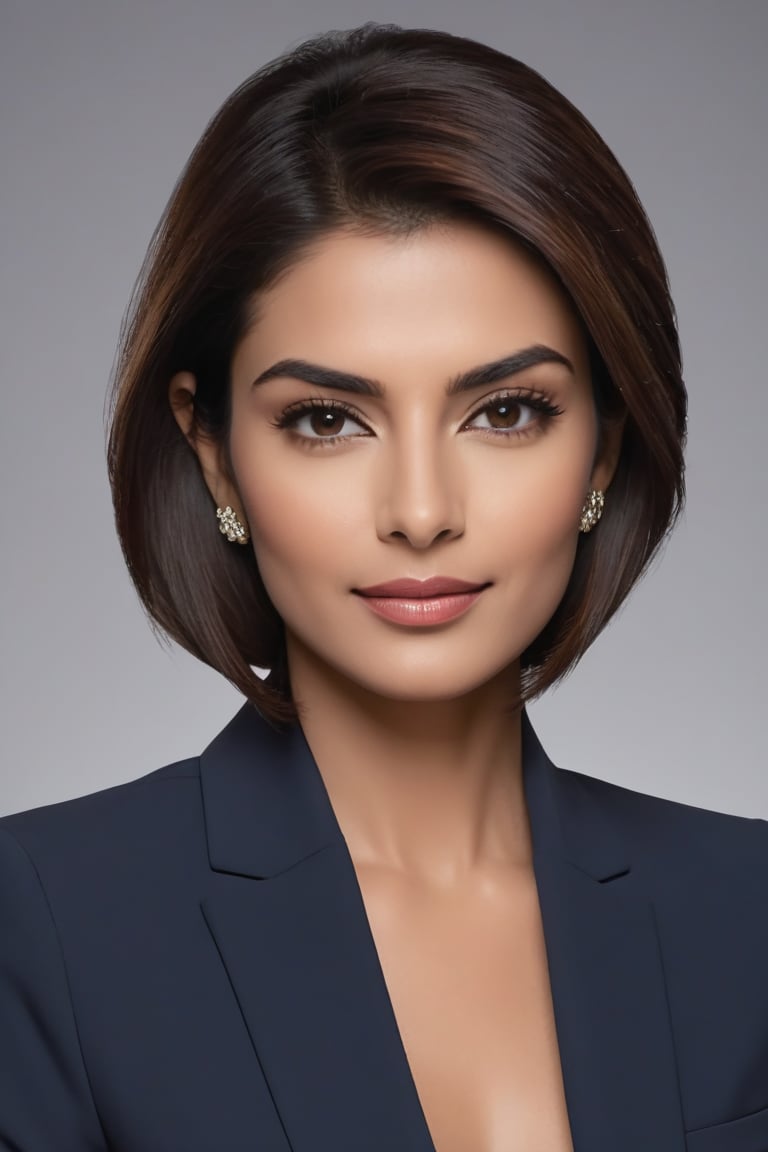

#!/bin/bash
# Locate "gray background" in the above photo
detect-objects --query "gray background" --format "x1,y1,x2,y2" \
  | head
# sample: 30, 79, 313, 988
1, 0, 766, 817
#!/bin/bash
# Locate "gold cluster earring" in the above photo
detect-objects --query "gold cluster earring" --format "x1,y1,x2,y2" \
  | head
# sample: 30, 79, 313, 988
216, 505, 250, 545
579, 489, 605, 533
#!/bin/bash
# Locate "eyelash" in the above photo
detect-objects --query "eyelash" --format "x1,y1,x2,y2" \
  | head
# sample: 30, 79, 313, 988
272, 390, 564, 448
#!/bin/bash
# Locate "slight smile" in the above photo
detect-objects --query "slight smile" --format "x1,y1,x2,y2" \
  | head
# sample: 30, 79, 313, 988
353, 578, 491, 627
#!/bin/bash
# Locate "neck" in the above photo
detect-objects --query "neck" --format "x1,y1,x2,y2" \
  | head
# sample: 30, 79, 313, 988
286, 641, 533, 884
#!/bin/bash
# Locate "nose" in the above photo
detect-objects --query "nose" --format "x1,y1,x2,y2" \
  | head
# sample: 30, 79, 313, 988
375, 430, 465, 550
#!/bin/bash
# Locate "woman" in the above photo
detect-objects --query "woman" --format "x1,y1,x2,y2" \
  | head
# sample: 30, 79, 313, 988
1, 21, 766, 1152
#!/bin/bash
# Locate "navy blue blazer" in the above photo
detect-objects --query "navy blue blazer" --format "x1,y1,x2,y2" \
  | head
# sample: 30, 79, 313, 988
1, 703, 767, 1151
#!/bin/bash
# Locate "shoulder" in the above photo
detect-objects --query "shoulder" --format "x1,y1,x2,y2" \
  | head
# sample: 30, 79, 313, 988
1, 756, 201, 835
556, 758, 767, 833
554, 763, 768, 921
0, 757, 205, 898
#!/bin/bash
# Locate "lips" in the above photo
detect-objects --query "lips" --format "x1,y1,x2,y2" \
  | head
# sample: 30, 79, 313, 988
353, 578, 490, 626
354, 577, 489, 598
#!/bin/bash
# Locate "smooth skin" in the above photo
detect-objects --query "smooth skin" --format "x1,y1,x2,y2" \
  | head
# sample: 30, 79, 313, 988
171, 220, 622, 1152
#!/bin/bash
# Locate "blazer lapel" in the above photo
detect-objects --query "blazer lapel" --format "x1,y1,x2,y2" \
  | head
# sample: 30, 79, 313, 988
199, 705, 436, 1152
199, 702, 686, 1152
522, 713, 687, 1151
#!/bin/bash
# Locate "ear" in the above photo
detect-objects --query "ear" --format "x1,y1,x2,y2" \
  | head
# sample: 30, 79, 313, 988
590, 412, 626, 493
168, 371, 247, 521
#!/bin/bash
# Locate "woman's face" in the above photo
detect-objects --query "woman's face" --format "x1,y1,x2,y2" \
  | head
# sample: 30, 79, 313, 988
185, 221, 619, 704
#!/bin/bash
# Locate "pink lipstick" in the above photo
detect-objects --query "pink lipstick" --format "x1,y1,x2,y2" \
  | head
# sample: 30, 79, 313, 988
353, 577, 490, 626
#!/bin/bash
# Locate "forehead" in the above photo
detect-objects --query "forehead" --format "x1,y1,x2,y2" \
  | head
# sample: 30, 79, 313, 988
236, 221, 588, 379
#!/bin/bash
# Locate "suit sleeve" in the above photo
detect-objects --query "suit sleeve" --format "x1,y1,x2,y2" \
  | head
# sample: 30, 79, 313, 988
0, 827, 107, 1151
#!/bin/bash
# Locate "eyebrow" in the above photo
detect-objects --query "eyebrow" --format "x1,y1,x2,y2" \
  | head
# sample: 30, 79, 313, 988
250, 343, 574, 398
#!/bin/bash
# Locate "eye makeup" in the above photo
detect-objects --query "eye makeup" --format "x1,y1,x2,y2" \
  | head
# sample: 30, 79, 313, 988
271, 388, 564, 449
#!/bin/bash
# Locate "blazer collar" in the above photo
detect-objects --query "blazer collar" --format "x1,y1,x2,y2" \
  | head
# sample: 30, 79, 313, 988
199, 701, 629, 883
199, 702, 686, 1152
200, 702, 340, 878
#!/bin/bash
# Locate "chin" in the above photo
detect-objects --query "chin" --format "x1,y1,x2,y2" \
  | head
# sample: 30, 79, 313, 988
319, 655, 522, 708
284, 621, 538, 708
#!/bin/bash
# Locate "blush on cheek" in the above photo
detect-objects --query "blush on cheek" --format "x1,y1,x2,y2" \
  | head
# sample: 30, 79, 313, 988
507, 492, 583, 626
495, 477, 583, 554
534, 508, 583, 594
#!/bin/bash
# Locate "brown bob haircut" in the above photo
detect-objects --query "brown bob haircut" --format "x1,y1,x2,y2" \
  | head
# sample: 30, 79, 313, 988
108, 22, 687, 726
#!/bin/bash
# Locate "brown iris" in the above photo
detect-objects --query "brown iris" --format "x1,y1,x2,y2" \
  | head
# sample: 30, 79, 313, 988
310, 407, 347, 436
485, 399, 522, 429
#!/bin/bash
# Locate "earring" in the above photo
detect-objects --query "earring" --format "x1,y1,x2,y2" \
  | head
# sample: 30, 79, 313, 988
216, 505, 250, 545
579, 489, 605, 533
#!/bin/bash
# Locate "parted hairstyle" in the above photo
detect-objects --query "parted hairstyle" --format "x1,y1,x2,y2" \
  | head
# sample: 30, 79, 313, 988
108, 21, 687, 726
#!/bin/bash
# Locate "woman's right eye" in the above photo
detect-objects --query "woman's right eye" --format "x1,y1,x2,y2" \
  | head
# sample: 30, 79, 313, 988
277, 401, 370, 443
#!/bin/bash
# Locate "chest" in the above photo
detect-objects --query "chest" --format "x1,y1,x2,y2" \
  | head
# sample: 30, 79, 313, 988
355, 864, 574, 1152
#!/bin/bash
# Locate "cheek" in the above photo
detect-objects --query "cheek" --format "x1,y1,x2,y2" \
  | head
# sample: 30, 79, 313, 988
476, 435, 592, 639
516, 483, 584, 561
489, 489, 582, 627
479, 436, 591, 560
233, 450, 359, 601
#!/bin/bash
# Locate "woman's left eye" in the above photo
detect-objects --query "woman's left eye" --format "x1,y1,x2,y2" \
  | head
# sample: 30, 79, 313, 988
463, 394, 560, 435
